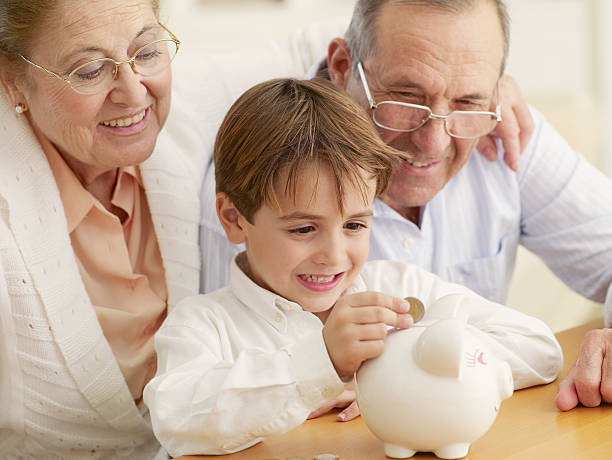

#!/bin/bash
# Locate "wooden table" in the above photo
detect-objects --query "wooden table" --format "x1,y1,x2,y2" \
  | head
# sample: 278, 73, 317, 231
179, 319, 612, 460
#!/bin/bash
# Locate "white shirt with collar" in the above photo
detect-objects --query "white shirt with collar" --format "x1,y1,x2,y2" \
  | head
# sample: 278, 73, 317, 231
144, 256, 562, 457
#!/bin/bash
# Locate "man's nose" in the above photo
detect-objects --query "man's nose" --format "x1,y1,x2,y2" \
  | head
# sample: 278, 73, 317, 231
410, 116, 452, 157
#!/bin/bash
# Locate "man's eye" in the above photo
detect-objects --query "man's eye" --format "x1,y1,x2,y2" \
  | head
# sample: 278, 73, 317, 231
290, 226, 315, 234
457, 100, 484, 110
396, 91, 422, 101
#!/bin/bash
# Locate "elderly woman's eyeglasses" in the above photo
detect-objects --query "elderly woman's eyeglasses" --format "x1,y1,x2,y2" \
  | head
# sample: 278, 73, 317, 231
357, 61, 501, 139
19, 22, 180, 96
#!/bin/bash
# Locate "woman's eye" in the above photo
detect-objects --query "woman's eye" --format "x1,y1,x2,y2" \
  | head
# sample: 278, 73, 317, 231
136, 44, 162, 62
290, 226, 315, 234
74, 63, 105, 81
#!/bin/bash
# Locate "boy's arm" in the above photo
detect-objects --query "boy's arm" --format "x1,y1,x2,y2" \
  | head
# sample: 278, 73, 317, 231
358, 260, 563, 389
143, 296, 344, 458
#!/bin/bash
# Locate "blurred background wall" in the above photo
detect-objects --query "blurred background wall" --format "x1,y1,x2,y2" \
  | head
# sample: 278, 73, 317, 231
161, 0, 611, 332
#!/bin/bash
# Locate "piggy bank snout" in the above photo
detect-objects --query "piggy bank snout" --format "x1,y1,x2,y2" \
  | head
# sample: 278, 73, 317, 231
498, 361, 514, 400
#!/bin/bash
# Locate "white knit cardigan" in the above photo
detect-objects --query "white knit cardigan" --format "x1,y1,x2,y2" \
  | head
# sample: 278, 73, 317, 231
0, 81, 205, 459
0, 20, 344, 458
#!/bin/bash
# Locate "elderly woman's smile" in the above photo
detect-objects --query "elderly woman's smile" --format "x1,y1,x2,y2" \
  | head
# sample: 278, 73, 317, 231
100, 108, 148, 129
16, 0, 173, 184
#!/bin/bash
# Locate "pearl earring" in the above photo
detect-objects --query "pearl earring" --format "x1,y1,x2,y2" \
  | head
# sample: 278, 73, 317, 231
15, 103, 28, 114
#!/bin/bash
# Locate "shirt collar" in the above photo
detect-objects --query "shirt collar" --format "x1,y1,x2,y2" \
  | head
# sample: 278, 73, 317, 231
229, 253, 306, 332
373, 197, 428, 228
34, 125, 96, 233
34, 123, 142, 233
229, 253, 372, 330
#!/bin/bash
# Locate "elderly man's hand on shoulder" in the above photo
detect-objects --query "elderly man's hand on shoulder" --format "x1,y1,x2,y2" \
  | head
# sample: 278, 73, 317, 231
476, 74, 535, 172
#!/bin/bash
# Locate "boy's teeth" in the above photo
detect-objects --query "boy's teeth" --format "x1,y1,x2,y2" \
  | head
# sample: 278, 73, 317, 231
102, 110, 146, 127
407, 158, 433, 168
300, 274, 336, 284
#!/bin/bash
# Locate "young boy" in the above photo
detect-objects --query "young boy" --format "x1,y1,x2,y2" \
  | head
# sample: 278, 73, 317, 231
143, 78, 562, 457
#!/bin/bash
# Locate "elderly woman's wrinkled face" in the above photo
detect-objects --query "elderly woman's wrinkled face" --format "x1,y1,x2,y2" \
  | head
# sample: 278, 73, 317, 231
16, 0, 171, 182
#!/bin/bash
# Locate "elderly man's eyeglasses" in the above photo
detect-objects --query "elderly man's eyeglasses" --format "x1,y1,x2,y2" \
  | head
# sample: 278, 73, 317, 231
19, 22, 180, 96
357, 62, 501, 139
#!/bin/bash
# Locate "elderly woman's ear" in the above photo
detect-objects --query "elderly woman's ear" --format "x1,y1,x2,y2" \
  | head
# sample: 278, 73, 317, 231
0, 62, 27, 110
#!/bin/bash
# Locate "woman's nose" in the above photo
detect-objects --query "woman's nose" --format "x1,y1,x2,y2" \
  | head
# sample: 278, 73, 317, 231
108, 63, 147, 106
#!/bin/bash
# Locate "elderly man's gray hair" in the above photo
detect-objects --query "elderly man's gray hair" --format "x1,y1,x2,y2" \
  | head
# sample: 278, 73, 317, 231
344, 0, 510, 74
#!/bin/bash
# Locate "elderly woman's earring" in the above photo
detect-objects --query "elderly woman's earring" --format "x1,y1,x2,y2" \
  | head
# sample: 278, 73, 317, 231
15, 103, 28, 114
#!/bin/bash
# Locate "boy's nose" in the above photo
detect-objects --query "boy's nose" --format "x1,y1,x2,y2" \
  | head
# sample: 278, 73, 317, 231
312, 233, 345, 266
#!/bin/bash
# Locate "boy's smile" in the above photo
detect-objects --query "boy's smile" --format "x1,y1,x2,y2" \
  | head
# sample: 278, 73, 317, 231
296, 272, 345, 292
236, 163, 376, 316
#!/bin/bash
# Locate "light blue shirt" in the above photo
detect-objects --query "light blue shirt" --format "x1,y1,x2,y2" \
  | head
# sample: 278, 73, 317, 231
199, 109, 612, 326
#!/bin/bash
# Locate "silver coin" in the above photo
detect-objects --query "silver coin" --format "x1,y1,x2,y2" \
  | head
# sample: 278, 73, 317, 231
404, 297, 425, 323
313, 455, 340, 460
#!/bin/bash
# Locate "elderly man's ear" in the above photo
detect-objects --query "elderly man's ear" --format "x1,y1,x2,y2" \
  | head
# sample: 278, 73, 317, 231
216, 192, 247, 244
328, 38, 354, 90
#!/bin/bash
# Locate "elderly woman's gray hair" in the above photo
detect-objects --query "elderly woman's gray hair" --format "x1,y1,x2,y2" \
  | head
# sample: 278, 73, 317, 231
344, 0, 510, 74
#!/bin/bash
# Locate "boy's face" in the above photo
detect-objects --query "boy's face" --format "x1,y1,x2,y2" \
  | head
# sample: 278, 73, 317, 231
239, 164, 375, 315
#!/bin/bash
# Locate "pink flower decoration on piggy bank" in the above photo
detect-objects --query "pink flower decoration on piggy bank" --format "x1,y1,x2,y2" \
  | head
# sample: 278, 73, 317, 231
355, 294, 514, 459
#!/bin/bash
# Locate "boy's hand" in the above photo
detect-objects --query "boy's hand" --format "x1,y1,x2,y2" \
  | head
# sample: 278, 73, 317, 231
323, 292, 413, 379
307, 382, 356, 420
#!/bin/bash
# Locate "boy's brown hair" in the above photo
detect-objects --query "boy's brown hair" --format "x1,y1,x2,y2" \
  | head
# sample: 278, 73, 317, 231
214, 77, 404, 223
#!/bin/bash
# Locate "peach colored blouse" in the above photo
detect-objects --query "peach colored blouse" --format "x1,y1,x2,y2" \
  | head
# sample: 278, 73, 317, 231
36, 128, 167, 402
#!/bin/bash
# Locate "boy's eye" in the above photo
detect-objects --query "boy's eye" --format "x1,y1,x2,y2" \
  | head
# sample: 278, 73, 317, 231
345, 222, 367, 231
289, 225, 315, 234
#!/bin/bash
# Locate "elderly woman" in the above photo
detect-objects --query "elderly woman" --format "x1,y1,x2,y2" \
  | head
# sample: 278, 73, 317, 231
0, 0, 206, 458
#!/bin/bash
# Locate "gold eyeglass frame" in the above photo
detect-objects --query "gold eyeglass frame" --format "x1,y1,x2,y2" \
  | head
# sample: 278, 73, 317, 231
19, 22, 180, 95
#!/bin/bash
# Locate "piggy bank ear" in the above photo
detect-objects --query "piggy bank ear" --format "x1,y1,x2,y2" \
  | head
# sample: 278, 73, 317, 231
423, 293, 470, 323
414, 318, 464, 378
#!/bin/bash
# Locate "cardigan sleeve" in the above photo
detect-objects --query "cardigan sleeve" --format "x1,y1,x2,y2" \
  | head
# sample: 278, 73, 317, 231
0, 230, 24, 446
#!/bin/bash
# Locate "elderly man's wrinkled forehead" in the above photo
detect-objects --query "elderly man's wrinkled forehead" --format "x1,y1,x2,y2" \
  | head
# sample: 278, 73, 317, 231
373, 0, 505, 74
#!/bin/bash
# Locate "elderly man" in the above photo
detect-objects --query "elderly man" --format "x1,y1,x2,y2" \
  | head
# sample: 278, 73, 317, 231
199, 0, 612, 413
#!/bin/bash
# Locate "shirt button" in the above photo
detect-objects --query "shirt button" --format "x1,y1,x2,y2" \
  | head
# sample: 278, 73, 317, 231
275, 313, 283, 323
403, 238, 414, 250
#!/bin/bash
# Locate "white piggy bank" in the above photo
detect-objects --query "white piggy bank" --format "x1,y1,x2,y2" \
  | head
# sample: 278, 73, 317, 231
355, 294, 514, 459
